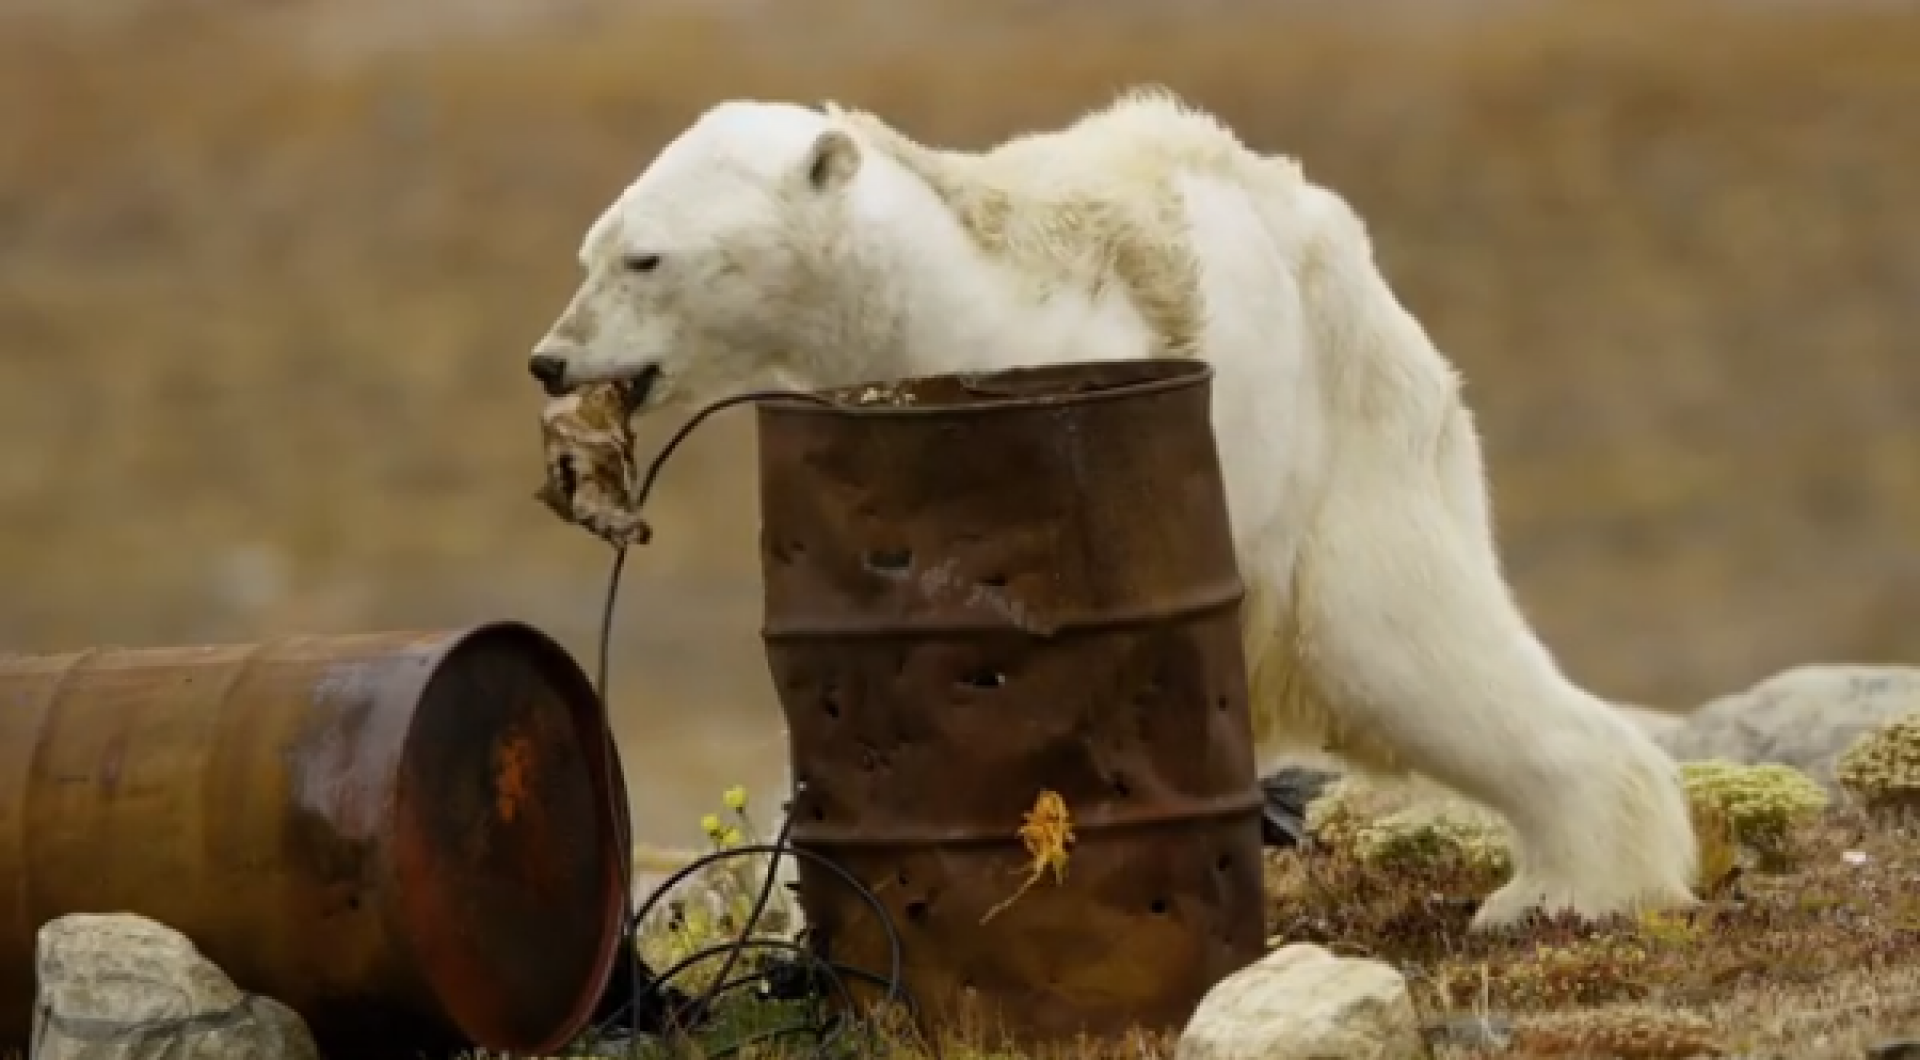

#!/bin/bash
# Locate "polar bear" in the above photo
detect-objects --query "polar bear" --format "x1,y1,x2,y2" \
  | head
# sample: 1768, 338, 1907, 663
526, 88, 1700, 930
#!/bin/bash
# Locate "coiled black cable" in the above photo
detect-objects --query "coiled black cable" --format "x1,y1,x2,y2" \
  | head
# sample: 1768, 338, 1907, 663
566, 387, 913, 1059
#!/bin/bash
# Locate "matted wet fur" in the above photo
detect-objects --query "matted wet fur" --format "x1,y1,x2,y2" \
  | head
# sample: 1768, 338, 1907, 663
533, 381, 650, 548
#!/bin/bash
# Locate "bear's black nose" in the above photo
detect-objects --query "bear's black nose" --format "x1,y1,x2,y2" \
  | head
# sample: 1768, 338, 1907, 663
528, 354, 569, 395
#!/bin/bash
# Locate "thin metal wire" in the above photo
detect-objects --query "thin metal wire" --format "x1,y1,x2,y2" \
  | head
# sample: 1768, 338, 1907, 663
571, 387, 906, 1059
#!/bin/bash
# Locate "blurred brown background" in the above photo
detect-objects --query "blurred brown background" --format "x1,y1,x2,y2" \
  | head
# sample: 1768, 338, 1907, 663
3, 0, 1918, 848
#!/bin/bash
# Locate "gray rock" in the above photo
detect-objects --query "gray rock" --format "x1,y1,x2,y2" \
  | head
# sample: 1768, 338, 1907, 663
32, 913, 319, 1060
1658, 665, 1920, 792
1175, 942, 1425, 1060
1615, 702, 1690, 743
1259, 767, 1341, 848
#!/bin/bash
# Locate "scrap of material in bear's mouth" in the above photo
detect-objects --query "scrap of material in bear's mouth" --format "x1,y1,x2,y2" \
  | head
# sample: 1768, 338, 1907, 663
555, 363, 657, 410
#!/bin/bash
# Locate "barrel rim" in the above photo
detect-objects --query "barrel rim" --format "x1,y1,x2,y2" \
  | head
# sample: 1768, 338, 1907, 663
758, 358, 1213, 419
386, 619, 631, 1057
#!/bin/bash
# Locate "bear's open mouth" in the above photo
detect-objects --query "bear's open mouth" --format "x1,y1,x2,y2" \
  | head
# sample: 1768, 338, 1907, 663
619, 364, 662, 413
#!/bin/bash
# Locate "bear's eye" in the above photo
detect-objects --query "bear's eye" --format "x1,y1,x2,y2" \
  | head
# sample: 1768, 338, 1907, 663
623, 253, 662, 274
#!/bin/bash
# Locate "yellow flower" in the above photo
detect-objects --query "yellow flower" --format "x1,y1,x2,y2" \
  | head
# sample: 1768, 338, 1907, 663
720, 826, 745, 848
723, 785, 750, 813
700, 814, 724, 838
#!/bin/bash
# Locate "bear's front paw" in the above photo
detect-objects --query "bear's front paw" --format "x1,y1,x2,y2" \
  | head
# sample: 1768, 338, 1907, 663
1468, 875, 1699, 933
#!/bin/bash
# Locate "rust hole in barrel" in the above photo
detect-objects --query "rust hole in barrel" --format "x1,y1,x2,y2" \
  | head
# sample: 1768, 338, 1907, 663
1149, 898, 1169, 916
905, 899, 930, 925
1215, 853, 1233, 873
959, 669, 1005, 690
1112, 773, 1133, 798
864, 547, 913, 572
771, 538, 808, 565
979, 573, 1008, 588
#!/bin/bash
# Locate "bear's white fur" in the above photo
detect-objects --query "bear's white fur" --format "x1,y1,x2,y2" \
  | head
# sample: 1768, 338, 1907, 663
530, 88, 1701, 930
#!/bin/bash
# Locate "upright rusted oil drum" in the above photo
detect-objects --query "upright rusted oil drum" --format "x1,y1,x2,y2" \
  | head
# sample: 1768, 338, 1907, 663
0, 622, 631, 1059
756, 360, 1266, 1045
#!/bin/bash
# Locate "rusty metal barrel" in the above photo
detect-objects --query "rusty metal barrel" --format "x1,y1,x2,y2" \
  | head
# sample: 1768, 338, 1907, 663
0, 622, 630, 1058
756, 359, 1267, 1044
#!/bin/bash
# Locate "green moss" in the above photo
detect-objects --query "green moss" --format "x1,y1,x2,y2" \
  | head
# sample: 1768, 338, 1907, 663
1837, 712, 1920, 813
1679, 760, 1827, 864
1351, 810, 1513, 876
1306, 778, 1513, 877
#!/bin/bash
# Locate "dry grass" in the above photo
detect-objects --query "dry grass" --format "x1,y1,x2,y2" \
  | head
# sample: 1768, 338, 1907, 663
1269, 804, 1920, 1058
540, 802, 1920, 1058
4, 0, 1920, 847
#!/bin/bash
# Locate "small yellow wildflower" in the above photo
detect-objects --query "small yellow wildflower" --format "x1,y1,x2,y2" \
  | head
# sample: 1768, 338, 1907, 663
700, 814, 724, 839
723, 786, 750, 813
720, 826, 746, 848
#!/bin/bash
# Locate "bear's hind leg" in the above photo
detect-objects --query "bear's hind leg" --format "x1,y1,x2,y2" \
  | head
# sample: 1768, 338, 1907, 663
1284, 464, 1699, 931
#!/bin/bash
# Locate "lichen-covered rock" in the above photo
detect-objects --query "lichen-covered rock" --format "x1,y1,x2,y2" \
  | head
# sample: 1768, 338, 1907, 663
33, 913, 319, 1060
1678, 759, 1827, 859
1659, 666, 1920, 793
1305, 775, 1512, 875
1175, 943, 1424, 1060
1836, 711, 1920, 812
1351, 808, 1512, 876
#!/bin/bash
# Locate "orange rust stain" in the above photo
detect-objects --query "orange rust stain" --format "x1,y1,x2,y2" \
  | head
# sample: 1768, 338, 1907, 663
494, 732, 535, 825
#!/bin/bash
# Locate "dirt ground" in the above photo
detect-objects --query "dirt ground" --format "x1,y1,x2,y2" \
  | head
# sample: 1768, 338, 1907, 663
535, 804, 1920, 1058
1266, 806, 1920, 1058
4, 0, 1920, 846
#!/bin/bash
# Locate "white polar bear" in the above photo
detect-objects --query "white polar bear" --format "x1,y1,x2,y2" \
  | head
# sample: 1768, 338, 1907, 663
527, 87, 1700, 931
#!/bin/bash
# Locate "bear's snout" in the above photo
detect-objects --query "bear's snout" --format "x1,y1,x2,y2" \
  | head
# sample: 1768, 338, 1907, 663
528, 353, 570, 396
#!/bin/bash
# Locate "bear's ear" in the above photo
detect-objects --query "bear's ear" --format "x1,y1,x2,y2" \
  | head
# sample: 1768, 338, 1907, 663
802, 129, 861, 193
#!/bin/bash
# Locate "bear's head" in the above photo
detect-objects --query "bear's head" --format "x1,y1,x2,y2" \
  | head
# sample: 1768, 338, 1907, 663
527, 101, 867, 412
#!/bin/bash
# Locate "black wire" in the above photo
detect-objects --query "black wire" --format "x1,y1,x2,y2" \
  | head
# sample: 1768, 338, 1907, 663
652, 937, 854, 1040
576, 386, 907, 1060
626, 842, 904, 1013
682, 810, 797, 1029
615, 840, 905, 1058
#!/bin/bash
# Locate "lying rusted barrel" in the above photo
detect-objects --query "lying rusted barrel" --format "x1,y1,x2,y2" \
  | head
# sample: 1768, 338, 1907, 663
757, 360, 1266, 1044
0, 622, 630, 1059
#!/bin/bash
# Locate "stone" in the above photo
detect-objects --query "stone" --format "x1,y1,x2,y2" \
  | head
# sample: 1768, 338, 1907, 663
1259, 767, 1341, 848
1615, 702, 1690, 743
1175, 942, 1425, 1060
1657, 665, 1920, 793
32, 912, 319, 1060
